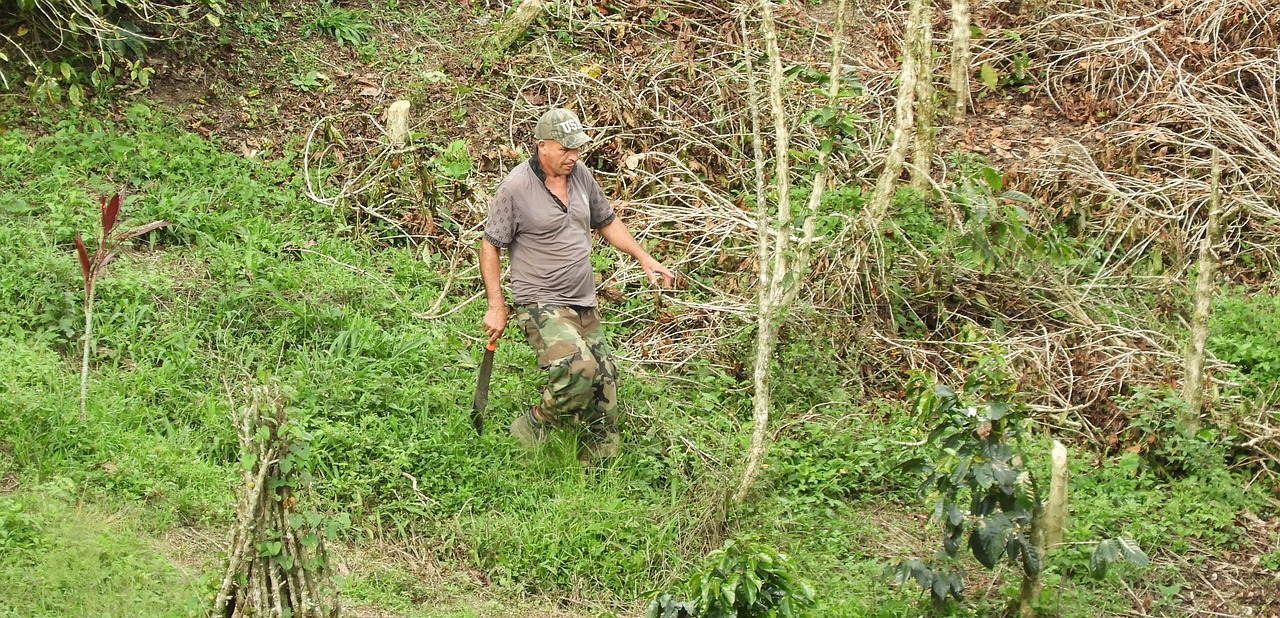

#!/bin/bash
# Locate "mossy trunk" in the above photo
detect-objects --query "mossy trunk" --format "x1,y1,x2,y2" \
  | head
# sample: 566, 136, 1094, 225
488, 0, 545, 52
1023, 441, 1069, 617
867, 0, 928, 224
736, 0, 847, 503
1182, 149, 1223, 431
910, 0, 935, 194
949, 0, 972, 118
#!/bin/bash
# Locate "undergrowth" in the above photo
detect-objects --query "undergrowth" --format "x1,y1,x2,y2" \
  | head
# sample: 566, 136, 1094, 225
0, 110, 1271, 617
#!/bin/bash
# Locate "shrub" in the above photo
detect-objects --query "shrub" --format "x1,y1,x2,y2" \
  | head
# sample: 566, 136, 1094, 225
896, 357, 1146, 612
646, 538, 815, 618
5, 0, 225, 104
0, 497, 43, 562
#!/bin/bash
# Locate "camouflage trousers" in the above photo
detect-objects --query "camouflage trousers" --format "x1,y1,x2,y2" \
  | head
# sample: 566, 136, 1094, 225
513, 304, 618, 436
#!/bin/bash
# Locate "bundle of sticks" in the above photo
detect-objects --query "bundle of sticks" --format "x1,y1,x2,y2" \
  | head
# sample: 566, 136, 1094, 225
213, 386, 340, 618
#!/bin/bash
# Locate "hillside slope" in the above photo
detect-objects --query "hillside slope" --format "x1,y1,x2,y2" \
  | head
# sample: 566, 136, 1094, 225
1, 0, 1278, 616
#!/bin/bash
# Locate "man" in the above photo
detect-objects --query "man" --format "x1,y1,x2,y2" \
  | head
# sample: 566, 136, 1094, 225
479, 108, 674, 460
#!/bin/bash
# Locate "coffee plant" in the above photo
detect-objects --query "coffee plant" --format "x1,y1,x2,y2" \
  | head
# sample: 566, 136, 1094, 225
646, 538, 815, 618
895, 358, 1146, 611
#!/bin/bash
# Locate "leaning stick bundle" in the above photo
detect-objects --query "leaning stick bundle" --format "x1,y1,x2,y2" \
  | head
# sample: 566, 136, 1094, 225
213, 386, 341, 618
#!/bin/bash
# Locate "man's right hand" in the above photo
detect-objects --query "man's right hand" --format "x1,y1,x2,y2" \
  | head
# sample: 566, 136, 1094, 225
483, 305, 508, 346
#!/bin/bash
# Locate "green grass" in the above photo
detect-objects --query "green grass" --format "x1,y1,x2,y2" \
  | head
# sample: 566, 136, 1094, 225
0, 488, 202, 617
0, 111, 1270, 617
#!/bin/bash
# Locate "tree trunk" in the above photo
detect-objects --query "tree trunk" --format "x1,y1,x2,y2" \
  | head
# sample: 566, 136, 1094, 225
489, 0, 544, 52
1043, 440, 1069, 550
911, 0, 935, 194
386, 100, 411, 147
735, 0, 791, 504
1023, 440, 1068, 617
949, 0, 972, 118
1182, 149, 1223, 431
1019, 575, 1037, 618
734, 0, 847, 503
787, 0, 847, 308
866, 0, 926, 225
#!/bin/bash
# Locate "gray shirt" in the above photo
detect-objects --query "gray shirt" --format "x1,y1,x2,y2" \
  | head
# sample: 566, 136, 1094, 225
484, 158, 616, 306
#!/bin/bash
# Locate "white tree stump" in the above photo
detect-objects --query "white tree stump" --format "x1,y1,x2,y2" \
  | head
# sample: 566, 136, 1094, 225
387, 100, 411, 147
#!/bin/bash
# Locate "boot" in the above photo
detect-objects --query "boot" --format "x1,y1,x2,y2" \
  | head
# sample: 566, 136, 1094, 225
509, 406, 548, 449
579, 430, 621, 462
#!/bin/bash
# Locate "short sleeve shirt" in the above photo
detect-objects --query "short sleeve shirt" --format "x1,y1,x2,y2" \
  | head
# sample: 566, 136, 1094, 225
483, 158, 616, 307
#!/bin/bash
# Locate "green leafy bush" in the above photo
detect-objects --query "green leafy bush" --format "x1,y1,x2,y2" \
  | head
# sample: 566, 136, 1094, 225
311, 4, 375, 47
897, 358, 1147, 611
896, 361, 1042, 609
646, 538, 815, 618
6, 0, 223, 105
0, 497, 43, 561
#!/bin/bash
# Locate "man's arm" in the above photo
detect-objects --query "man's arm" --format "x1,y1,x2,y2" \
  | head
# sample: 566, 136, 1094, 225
479, 238, 508, 345
596, 218, 675, 288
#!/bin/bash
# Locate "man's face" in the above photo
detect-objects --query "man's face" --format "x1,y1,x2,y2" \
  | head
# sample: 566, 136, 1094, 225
537, 139, 580, 176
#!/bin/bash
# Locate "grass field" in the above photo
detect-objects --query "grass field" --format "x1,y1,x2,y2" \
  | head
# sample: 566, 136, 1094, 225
0, 103, 1273, 617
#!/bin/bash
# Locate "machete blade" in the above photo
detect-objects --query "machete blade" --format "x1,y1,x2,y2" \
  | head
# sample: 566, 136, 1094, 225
471, 341, 496, 434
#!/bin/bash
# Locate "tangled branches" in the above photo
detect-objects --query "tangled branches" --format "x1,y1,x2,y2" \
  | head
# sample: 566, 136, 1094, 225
298, 1, 1274, 453
2, 0, 222, 101
952, 0, 1280, 456
3, 0, 220, 65
1002, 0, 1280, 250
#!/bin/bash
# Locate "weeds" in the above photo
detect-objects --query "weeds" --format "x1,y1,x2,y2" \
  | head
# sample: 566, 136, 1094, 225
0, 484, 201, 616
1, 109, 1272, 617
0, 496, 43, 560
1210, 290, 1280, 396
311, 4, 375, 47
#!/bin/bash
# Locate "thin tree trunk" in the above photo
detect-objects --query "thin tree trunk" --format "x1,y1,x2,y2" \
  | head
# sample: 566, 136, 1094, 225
742, 8, 768, 298
949, 0, 972, 118
1182, 149, 1223, 430
736, 0, 791, 504
735, 0, 847, 503
1042, 440, 1069, 551
785, 0, 847, 308
1023, 441, 1068, 617
1019, 574, 1037, 618
911, 0, 935, 194
866, 0, 925, 225
79, 291, 93, 423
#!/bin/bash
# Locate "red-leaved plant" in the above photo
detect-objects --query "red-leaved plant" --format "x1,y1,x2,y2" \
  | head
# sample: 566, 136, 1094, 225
74, 193, 170, 422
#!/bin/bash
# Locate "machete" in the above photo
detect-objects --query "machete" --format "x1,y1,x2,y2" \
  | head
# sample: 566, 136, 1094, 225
471, 340, 497, 434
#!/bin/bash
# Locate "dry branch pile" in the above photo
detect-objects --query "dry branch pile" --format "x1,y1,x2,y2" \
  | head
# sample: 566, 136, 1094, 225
997, 0, 1280, 265
213, 386, 341, 618
297, 0, 1278, 461
955, 0, 1280, 456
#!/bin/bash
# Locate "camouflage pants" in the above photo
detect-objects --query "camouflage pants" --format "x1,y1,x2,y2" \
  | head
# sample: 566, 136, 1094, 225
513, 304, 618, 436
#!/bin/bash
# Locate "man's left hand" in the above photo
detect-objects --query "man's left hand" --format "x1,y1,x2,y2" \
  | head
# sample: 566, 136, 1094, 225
641, 258, 676, 289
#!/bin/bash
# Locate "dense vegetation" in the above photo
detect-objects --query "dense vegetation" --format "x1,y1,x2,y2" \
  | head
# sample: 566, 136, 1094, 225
2, 0, 1278, 616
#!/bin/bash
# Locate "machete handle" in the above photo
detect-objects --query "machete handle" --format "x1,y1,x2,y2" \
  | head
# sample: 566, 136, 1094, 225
486, 340, 497, 352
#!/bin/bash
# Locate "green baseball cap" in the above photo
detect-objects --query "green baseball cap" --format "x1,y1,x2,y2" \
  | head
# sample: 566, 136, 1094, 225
534, 108, 591, 149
